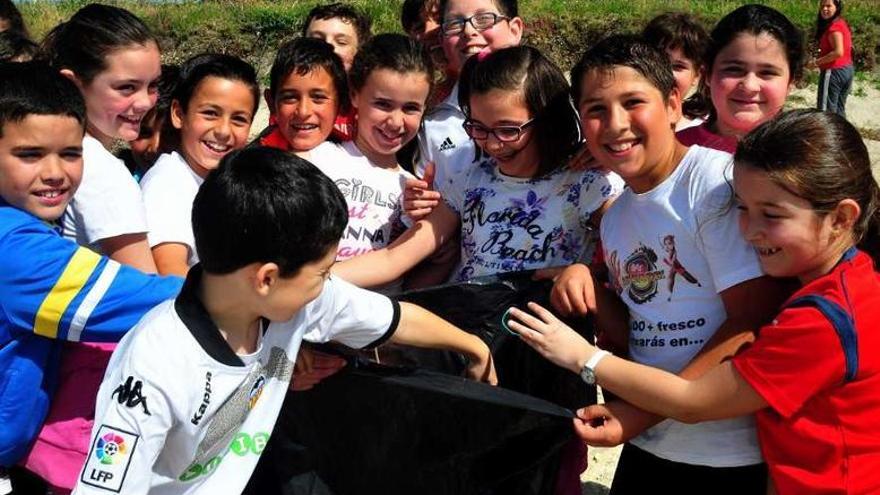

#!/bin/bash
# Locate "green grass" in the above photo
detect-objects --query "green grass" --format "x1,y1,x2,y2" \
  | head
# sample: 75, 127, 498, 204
17, 0, 880, 74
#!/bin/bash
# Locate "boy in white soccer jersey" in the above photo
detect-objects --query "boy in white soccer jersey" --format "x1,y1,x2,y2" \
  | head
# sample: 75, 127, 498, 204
74, 147, 496, 495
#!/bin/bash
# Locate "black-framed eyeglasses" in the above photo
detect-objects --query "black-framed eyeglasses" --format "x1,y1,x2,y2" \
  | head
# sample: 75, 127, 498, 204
462, 118, 535, 142
442, 12, 509, 36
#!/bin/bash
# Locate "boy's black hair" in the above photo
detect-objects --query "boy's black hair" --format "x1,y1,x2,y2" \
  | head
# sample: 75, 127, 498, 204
349, 33, 433, 93
268, 37, 350, 114
438, 0, 517, 21
0, 29, 38, 62
815, 0, 844, 41
704, 4, 804, 85
40, 3, 157, 84
172, 53, 260, 116
0, 61, 85, 137
192, 147, 348, 276
459, 45, 581, 177
303, 2, 372, 46
0, 0, 28, 37
570, 34, 676, 107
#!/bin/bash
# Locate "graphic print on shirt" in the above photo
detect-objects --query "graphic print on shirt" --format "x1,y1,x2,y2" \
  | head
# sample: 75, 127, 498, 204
330, 177, 406, 260
608, 244, 665, 304
661, 235, 701, 301
183, 346, 293, 481
80, 425, 140, 492
459, 188, 577, 278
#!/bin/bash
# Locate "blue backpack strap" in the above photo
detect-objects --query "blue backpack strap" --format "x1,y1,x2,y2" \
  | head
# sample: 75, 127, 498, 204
786, 295, 858, 383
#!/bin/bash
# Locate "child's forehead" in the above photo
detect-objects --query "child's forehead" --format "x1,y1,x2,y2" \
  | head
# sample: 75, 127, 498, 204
280, 66, 337, 90
1, 114, 85, 142
443, 0, 506, 17
579, 65, 663, 97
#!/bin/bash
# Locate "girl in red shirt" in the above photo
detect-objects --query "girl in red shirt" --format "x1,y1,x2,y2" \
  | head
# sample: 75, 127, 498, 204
509, 109, 880, 495
815, 0, 854, 117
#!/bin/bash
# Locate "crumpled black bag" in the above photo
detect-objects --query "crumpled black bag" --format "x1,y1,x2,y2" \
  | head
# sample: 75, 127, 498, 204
246, 272, 595, 495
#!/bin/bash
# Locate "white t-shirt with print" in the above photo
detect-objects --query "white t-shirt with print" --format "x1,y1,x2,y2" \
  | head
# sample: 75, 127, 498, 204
415, 83, 483, 197
309, 141, 414, 261
600, 145, 763, 467
140, 152, 203, 267
73, 273, 398, 495
444, 159, 624, 281
61, 135, 149, 252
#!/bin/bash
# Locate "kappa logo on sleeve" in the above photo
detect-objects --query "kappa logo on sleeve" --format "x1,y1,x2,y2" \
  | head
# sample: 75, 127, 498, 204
112, 376, 151, 415
81, 425, 139, 492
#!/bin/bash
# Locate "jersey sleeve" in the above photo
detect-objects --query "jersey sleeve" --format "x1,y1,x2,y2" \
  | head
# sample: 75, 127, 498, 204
577, 169, 625, 219
0, 222, 182, 343
74, 359, 173, 494
693, 162, 763, 292
733, 305, 846, 418
302, 276, 400, 349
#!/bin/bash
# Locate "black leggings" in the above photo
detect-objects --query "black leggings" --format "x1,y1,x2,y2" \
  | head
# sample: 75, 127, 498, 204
609, 443, 767, 495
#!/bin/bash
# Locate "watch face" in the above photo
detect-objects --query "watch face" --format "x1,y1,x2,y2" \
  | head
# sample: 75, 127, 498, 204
580, 366, 595, 385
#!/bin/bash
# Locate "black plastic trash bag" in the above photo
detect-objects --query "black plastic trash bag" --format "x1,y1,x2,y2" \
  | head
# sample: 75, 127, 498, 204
246, 272, 595, 495
246, 361, 576, 495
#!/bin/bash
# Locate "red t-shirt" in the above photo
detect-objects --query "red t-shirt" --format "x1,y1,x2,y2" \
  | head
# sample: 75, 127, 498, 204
676, 122, 737, 154
819, 18, 853, 70
733, 250, 880, 495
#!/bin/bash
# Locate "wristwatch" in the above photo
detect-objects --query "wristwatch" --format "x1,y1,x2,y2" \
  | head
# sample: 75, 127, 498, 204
579, 350, 611, 385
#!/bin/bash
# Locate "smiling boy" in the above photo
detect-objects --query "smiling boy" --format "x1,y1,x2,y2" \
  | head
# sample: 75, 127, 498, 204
0, 61, 181, 488
73, 147, 495, 495
550, 35, 790, 492
414, 0, 523, 193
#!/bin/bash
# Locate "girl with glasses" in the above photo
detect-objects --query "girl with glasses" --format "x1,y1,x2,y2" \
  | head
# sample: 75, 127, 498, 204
333, 45, 623, 286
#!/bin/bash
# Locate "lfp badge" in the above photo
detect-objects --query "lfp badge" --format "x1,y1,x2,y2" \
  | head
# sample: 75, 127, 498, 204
81, 425, 140, 493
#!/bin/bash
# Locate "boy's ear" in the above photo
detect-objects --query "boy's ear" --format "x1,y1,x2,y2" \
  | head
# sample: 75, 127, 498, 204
507, 17, 524, 45
170, 100, 185, 130
666, 87, 683, 127
253, 262, 282, 296
830, 198, 861, 235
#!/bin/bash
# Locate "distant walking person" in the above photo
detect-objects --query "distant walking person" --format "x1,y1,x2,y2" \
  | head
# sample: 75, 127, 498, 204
815, 0, 853, 117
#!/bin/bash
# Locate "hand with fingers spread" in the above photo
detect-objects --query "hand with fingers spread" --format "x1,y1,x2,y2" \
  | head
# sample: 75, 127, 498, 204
550, 263, 597, 317
506, 301, 596, 374
404, 161, 441, 221
290, 348, 347, 391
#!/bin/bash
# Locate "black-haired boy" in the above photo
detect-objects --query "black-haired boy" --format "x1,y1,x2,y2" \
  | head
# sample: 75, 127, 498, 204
74, 147, 495, 494
0, 62, 181, 488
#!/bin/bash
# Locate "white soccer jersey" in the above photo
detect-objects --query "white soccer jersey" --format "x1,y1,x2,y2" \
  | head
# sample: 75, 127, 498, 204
600, 145, 763, 467
74, 268, 399, 495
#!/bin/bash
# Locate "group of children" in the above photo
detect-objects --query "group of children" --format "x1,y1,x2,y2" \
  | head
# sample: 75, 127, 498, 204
0, 0, 878, 493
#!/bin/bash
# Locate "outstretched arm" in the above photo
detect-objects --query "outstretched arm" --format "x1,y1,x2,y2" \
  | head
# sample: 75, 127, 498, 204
392, 302, 497, 385
332, 202, 460, 288
508, 302, 767, 423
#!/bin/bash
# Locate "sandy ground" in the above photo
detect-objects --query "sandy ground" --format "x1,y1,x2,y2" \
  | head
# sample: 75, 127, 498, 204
249, 82, 880, 495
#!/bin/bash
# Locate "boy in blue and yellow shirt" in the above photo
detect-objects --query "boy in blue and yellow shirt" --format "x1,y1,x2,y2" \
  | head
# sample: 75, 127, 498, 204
0, 61, 181, 482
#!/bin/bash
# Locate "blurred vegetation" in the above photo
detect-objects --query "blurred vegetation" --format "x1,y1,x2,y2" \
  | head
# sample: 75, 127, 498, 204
18, 0, 880, 75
